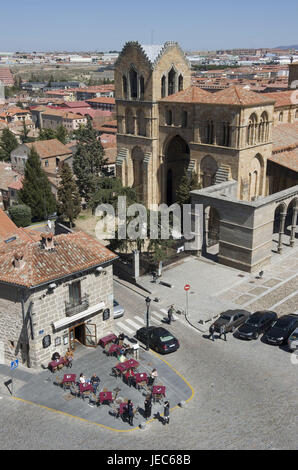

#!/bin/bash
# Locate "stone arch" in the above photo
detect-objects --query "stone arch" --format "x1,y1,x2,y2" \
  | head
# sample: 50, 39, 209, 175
181, 110, 188, 128
273, 202, 288, 254
125, 108, 134, 134
178, 74, 183, 91
259, 111, 269, 142
129, 66, 138, 99
139, 75, 145, 100
203, 205, 220, 260
246, 113, 258, 145
131, 146, 144, 201
249, 153, 264, 200
278, 111, 284, 122
200, 155, 218, 188
136, 109, 146, 136
285, 197, 298, 246
164, 135, 190, 205
161, 75, 166, 98
168, 66, 177, 96
122, 74, 128, 99
165, 108, 173, 126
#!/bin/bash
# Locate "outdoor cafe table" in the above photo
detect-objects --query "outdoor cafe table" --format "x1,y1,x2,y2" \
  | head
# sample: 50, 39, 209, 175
48, 357, 66, 372
152, 385, 166, 397
79, 382, 93, 394
99, 391, 113, 404
135, 372, 148, 384
62, 374, 76, 386
99, 333, 117, 348
108, 343, 121, 355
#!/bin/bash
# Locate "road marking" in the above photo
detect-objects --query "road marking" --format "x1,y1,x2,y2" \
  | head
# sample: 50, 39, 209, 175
152, 310, 164, 319
134, 315, 145, 324
115, 321, 134, 335
126, 318, 143, 329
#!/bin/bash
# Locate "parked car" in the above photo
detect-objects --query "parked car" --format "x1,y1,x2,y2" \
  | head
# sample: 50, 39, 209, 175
212, 309, 251, 333
263, 314, 298, 346
288, 327, 298, 351
237, 311, 278, 340
135, 326, 180, 354
113, 300, 124, 319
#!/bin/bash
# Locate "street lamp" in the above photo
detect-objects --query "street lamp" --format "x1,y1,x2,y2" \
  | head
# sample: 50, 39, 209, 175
145, 296, 151, 351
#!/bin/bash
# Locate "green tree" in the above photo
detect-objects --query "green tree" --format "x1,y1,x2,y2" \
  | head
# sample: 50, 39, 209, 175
18, 147, 56, 220
8, 204, 32, 227
55, 125, 68, 144
39, 128, 56, 141
57, 162, 81, 228
20, 120, 35, 143
0, 128, 19, 161
73, 118, 107, 202
176, 171, 201, 206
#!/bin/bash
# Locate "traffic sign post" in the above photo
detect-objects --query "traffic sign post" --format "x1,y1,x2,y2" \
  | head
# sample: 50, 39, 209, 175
184, 284, 190, 317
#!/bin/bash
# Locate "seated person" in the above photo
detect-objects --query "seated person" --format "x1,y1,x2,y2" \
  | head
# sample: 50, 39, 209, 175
125, 368, 135, 388
90, 373, 100, 394
117, 353, 126, 363
116, 332, 125, 346
79, 373, 87, 384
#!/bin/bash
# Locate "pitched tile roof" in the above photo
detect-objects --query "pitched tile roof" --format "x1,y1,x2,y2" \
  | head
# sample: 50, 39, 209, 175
0, 162, 22, 191
161, 85, 275, 106
261, 90, 298, 108
0, 230, 117, 288
268, 148, 298, 173
25, 139, 72, 159
272, 122, 298, 151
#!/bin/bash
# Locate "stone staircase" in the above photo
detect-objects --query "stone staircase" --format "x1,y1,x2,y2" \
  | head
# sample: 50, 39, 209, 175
214, 164, 231, 185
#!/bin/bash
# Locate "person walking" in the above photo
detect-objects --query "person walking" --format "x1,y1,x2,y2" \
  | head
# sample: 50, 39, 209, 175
163, 401, 170, 425
208, 323, 215, 341
90, 373, 100, 394
127, 400, 134, 426
144, 395, 152, 420
167, 305, 174, 325
219, 324, 227, 341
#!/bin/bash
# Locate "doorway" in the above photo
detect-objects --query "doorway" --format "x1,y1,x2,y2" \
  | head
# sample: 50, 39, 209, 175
69, 322, 97, 350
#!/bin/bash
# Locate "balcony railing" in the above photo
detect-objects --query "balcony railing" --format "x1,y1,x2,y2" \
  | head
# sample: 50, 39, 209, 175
65, 293, 89, 317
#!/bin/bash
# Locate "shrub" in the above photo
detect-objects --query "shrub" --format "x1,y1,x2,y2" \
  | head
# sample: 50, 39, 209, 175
8, 204, 32, 227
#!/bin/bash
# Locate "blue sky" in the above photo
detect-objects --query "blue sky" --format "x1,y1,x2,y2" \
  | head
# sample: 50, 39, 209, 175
0, 0, 297, 52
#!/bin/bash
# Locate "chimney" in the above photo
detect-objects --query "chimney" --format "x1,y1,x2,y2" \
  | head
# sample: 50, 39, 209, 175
13, 251, 25, 269
40, 232, 55, 250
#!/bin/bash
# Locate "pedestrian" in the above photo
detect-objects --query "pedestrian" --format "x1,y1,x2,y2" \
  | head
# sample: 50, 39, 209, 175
90, 373, 100, 394
219, 324, 227, 341
167, 305, 174, 325
127, 399, 134, 426
125, 368, 135, 388
148, 368, 158, 387
65, 348, 73, 368
144, 395, 152, 420
208, 323, 215, 341
163, 401, 170, 425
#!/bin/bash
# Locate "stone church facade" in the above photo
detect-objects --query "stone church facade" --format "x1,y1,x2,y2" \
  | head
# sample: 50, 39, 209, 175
115, 41, 281, 206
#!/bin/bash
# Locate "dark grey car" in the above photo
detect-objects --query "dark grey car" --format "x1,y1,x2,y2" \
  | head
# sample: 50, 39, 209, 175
212, 309, 251, 333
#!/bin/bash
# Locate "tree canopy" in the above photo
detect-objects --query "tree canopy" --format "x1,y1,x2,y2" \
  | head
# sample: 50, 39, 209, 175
0, 128, 19, 161
18, 147, 56, 220
57, 162, 81, 228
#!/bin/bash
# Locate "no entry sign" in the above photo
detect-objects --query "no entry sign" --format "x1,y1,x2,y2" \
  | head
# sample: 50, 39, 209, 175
184, 284, 190, 291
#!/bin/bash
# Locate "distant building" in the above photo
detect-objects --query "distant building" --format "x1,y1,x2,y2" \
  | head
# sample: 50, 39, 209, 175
0, 67, 14, 86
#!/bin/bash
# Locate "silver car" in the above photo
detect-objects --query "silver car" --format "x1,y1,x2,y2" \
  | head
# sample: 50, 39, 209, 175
113, 300, 125, 319
288, 327, 298, 351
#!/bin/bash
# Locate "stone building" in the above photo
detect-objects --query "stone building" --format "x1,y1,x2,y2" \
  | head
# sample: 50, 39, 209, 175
115, 41, 297, 273
0, 210, 117, 368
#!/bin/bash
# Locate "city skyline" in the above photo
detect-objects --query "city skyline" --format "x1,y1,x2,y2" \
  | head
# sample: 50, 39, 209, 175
0, 0, 297, 52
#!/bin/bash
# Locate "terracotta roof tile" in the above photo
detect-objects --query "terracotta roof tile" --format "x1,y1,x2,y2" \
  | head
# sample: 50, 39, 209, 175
25, 139, 72, 159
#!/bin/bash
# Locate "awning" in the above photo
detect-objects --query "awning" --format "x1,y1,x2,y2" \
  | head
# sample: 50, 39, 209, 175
53, 301, 105, 330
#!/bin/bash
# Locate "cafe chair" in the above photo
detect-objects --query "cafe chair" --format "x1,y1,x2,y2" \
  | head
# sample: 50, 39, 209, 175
89, 393, 99, 407
53, 375, 63, 387
81, 389, 91, 400
70, 384, 80, 397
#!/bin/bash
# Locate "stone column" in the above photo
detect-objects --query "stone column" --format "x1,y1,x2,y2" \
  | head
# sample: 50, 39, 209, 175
277, 211, 286, 254
290, 206, 298, 247
204, 208, 210, 252
133, 250, 140, 280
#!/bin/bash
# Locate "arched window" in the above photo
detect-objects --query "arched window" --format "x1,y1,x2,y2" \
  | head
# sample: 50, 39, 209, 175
166, 109, 173, 126
178, 74, 183, 92
131, 146, 144, 201
139, 75, 144, 100
122, 75, 127, 98
137, 109, 146, 136
295, 109, 298, 119
125, 108, 134, 134
200, 155, 218, 187
279, 112, 283, 122
246, 113, 258, 145
161, 75, 166, 98
222, 122, 230, 146
182, 110, 188, 128
259, 112, 268, 142
129, 67, 138, 99
168, 67, 176, 96
207, 120, 214, 144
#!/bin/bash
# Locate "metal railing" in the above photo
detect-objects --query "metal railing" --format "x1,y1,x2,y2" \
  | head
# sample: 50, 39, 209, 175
65, 293, 89, 317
